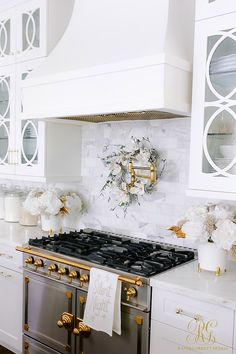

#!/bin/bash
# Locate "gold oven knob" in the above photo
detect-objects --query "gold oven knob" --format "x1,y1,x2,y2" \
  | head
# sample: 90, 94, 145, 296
25, 256, 34, 265
69, 270, 78, 279
57, 312, 73, 330
126, 287, 137, 301
34, 259, 44, 268
80, 274, 89, 283
48, 264, 58, 272
58, 267, 68, 276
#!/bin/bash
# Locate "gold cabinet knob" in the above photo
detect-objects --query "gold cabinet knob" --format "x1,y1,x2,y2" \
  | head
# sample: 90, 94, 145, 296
34, 259, 44, 267
80, 274, 89, 283
69, 270, 78, 279
48, 264, 58, 272
25, 256, 34, 265
58, 267, 68, 276
57, 312, 73, 330
126, 287, 137, 301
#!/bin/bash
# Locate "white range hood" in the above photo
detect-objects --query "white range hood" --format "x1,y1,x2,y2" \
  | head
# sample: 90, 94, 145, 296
22, 0, 195, 122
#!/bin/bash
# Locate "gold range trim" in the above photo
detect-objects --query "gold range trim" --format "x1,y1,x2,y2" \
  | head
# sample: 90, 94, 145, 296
16, 246, 143, 287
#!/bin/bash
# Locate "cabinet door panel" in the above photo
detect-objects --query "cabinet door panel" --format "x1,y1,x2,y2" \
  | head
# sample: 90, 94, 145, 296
150, 321, 232, 354
0, 9, 15, 66
196, 0, 236, 21
0, 65, 15, 174
16, 0, 47, 62
15, 59, 45, 176
189, 13, 236, 194
0, 266, 22, 353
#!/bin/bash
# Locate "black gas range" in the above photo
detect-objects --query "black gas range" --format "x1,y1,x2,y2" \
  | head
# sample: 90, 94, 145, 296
16, 229, 196, 354
27, 228, 195, 277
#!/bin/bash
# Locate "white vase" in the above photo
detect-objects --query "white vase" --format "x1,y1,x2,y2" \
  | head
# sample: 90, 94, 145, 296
62, 213, 79, 229
40, 214, 62, 233
198, 242, 227, 276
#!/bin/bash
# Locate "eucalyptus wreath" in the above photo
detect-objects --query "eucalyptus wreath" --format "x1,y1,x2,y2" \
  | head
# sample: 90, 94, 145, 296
100, 137, 165, 214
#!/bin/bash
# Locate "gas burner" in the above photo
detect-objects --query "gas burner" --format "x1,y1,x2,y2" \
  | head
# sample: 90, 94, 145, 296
29, 229, 195, 277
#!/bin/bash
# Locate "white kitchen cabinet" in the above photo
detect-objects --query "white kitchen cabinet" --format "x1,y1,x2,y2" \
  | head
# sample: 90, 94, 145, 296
196, 0, 236, 21
15, 0, 46, 62
0, 64, 15, 174
150, 288, 234, 354
188, 12, 236, 200
152, 288, 234, 347
0, 8, 15, 66
0, 61, 82, 181
0, 265, 23, 354
0, 0, 73, 65
150, 320, 232, 354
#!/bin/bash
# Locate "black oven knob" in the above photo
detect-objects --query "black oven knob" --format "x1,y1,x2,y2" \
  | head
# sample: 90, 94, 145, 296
34, 259, 44, 268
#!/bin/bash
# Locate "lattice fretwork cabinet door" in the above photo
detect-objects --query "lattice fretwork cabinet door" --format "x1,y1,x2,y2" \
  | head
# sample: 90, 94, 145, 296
189, 12, 236, 197
15, 0, 47, 63
0, 8, 15, 66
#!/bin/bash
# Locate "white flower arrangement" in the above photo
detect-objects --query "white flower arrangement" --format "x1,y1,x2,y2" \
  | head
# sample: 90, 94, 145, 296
169, 204, 236, 251
24, 189, 83, 217
100, 137, 165, 214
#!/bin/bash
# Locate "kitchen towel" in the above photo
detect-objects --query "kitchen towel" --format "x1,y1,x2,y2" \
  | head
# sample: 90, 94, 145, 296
83, 267, 121, 336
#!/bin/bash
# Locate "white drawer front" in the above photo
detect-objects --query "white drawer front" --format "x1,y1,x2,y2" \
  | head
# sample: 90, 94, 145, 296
0, 244, 23, 272
152, 289, 234, 348
150, 320, 232, 354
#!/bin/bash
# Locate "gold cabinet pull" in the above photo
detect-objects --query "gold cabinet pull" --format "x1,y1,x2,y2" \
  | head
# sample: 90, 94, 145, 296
57, 312, 73, 331
73, 317, 90, 336
176, 308, 201, 321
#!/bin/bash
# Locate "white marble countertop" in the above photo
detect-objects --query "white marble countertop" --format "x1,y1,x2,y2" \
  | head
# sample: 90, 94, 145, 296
150, 260, 236, 310
0, 219, 43, 248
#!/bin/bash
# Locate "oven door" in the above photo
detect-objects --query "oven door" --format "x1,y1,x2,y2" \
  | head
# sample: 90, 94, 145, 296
24, 271, 76, 354
24, 335, 61, 354
75, 289, 150, 354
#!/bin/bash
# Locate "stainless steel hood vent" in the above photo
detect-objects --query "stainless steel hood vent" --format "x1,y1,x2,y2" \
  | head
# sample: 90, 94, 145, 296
21, 0, 195, 122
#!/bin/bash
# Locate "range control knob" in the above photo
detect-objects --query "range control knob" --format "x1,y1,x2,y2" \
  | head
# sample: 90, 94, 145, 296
58, 267, 68, 276
48, 264, 58, 272
80, 274, 89, 283
69, 271, 78, 279
25, 256, 34, 265
34, 259, 44, 268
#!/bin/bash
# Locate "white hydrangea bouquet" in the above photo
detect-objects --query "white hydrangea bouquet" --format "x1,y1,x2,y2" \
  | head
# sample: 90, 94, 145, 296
24, 188, 83, 232
100, 137, 165, 214
169, 204, 236, 274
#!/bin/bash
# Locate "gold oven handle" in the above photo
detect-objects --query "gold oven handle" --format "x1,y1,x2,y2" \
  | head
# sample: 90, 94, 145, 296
57, 312, 74, 331
73, 317, 91, 336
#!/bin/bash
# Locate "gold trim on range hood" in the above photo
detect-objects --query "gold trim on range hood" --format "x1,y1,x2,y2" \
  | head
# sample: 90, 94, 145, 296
58, 110, 185, 123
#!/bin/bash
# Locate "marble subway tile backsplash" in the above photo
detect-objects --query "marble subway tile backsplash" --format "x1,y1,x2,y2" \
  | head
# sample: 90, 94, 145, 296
77, 118, 207, 245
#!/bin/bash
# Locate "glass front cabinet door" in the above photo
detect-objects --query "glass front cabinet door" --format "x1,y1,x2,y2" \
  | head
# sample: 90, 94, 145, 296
196, 0, 236, 21
0, 9, 15, 66
16, 0, 46, 62
189, 12, 236, 198
0, 65, 15, 174
15, 59, 44, 176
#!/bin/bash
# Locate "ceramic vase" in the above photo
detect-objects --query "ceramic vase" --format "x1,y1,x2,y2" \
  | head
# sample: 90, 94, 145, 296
40, 214, 62, 233
198, 242, 227, 276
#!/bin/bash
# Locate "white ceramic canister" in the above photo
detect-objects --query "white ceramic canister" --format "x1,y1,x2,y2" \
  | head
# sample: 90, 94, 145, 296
4, 190, 22, 223
198, 242, 227, 275
19, 193, 38, 226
